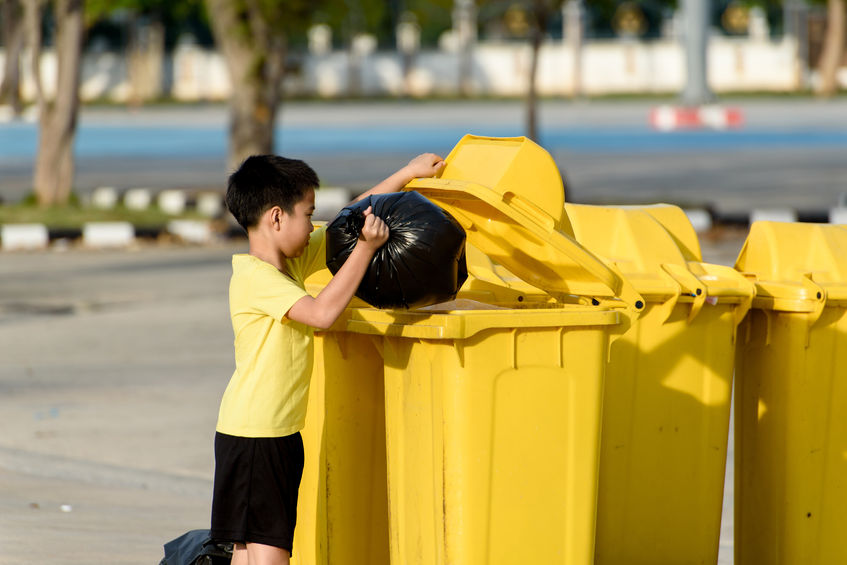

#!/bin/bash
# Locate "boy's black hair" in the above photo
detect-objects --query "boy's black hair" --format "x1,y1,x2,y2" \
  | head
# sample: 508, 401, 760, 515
225, 155, 320, 230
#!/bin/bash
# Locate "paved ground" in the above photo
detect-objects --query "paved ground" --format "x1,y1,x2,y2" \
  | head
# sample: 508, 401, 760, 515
0, 243, 234, 564
0, 230, 745, 564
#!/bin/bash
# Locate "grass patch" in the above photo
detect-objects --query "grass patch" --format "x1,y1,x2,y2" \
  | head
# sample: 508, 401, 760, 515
0, 201, 207, 229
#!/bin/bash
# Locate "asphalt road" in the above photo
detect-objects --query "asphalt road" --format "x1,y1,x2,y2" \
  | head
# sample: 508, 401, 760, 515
2, 98, 847, 214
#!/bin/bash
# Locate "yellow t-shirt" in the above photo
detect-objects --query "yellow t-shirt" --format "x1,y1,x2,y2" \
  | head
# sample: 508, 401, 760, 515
217, 226, 327, 438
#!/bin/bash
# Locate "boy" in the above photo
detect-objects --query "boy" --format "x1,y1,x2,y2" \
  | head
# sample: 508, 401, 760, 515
211, 152, 445, 565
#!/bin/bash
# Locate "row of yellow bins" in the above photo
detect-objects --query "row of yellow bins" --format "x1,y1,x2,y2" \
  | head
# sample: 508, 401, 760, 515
290, 134, 847, 565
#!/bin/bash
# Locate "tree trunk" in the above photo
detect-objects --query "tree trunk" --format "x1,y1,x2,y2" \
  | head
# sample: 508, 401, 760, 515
33, 0, 84, 206
0, 0, 25, 115
453, 0, 476, 97
127, 15, 165, 106
205, 0, 287, 170
527, 1, 551, 143
24, 0, 44, 110
527, 28, 541, 142
817, 0, 846, 97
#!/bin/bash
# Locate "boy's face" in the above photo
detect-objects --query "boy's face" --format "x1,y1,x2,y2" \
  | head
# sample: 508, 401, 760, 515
277, 187, 316, 258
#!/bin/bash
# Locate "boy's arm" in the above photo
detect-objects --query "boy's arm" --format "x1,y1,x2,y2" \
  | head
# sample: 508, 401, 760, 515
286, 207, 388, 330
352, 152, 445, 203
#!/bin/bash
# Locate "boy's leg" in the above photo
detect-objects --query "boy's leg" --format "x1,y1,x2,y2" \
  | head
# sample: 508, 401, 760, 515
231, 543, 248, 565
246, 542, 291, 565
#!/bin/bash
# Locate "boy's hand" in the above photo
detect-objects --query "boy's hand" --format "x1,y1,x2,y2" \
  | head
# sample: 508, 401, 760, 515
358, 206, 389, 251
404, 153, 445, 179
350, 152, 445, 205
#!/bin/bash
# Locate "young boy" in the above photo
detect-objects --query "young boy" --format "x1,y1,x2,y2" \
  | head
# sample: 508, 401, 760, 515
211, 152, 445, 565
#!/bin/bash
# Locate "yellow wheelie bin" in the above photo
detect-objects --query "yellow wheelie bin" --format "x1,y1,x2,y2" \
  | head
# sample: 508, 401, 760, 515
295, 134, 646, 565
733, 221, 847, 565
294, 245, 554, 565
293, 241, 546, 565
292, 275, 391, 565
563, 203, 755, 565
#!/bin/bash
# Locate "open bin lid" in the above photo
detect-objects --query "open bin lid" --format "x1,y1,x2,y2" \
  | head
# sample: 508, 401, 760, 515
735, 221, 847, 312
431, 134, 573, 234
406, 135, 644, 313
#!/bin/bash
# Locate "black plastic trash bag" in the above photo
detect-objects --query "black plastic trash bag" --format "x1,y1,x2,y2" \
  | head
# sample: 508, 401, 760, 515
159, 529, 232, 565
326, 191, 468, 309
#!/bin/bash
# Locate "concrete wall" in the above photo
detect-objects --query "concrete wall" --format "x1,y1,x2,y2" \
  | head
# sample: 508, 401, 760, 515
1, 37, 841, 103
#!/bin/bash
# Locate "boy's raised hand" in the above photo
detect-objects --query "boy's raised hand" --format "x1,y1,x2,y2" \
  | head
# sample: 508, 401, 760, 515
405, 153, 445, 179
350, 152, 446, 205
358, 206, 389, 251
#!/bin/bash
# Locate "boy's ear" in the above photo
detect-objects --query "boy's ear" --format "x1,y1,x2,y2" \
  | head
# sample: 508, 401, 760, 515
268, 206, 284, 229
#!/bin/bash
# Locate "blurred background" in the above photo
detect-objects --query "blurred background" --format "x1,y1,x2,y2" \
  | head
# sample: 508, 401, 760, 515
1, 2, 846, 563
0, 0, 845, 219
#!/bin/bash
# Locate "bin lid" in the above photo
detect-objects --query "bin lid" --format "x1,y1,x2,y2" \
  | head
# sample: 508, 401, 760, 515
436, 134, 573, 235
460, 242, 554, 304
406, 138, 644, 311
565, 203, 754, 304
735, 221, 847, 310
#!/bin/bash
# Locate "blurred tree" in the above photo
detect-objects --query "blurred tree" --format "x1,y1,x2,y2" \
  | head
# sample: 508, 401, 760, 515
86, 0, 208, 104
816, 0, 844, 95
28, 0, 203, 206
527, 0, 564, 142
23, 0, 44, 110
204, 0, 325, 169
481, 0, 564, 141
0, 0, 25, 115
30, 0, 85, 206
405, 0, 452, 47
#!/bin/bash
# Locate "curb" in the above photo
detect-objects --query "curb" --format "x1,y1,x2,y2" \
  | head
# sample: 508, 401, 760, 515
0, 186, 357, 251
0, 220, 237, 251
2, 204, 844, 251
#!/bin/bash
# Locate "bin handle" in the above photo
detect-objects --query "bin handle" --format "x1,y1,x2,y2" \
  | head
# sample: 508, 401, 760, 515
660, 263, 707, 323
600, 261, 647, 318
696, 263, 756, 341
801, 273, 827, 347
732, 277, 756, 324
654, 270, 683, 325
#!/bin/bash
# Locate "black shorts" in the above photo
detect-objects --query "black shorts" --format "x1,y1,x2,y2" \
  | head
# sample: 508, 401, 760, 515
210, 431, 305, 552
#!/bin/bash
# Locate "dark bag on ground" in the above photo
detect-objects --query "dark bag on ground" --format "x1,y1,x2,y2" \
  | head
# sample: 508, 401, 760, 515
159, 529, 232, 565
326, 191, 468, 309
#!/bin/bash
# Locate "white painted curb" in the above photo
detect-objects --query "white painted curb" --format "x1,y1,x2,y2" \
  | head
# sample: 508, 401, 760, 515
91, 186, 119, 210
82, 222, 135, 248
828, 207, 847, 225
124, 188, 153, 210
749, 208, 798, 224
1, 224, 49, 251
167, 220, 213, 244
157, 190, 187, 215
683, 209, 713, 233
196, 192, 224, 218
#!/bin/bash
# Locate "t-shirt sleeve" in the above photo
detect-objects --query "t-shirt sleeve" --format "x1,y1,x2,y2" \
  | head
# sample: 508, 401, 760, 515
247, 265, 310, 323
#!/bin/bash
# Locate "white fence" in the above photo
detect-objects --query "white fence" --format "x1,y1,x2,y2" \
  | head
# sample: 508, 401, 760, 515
2, 36, 840, 103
